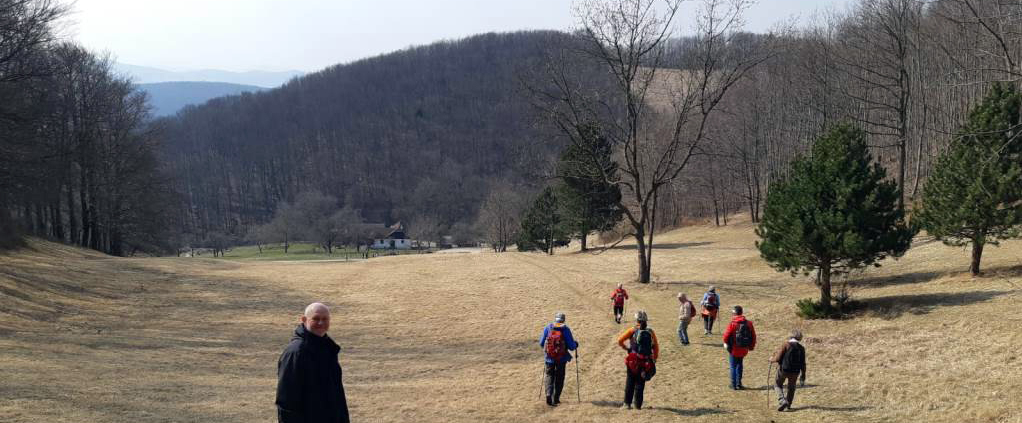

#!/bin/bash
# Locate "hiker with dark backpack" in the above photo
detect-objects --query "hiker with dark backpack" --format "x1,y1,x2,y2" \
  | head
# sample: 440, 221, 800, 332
539, 312, 578, 406
700, 286, 720, 334
770, 330, 807, 411
610, 284, 629, 324
617, 310, 659, 410
721, 305, 756, 390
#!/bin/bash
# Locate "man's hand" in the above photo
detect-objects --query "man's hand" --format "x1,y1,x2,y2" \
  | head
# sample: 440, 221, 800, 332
722, 343, 729, 350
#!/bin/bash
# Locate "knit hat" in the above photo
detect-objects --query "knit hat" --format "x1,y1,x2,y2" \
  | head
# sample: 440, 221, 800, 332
634, 310, 648, 322
554, 312, 565, 323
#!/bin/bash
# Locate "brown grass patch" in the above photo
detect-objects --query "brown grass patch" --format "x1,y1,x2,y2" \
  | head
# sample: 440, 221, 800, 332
1, 221, 1020, 422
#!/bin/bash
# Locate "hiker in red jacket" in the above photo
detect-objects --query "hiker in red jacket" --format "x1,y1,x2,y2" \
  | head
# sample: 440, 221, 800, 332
611, 284, 629, 324
722, 305, 756, 390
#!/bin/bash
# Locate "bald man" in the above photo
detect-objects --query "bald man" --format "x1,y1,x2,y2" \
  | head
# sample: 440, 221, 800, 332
275, 303, 350, 423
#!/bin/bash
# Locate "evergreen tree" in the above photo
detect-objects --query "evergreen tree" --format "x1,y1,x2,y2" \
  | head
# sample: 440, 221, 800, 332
916, 83, 1022, 276
517, 187, 569, 255
756, 124, 916, 309
556, 125, 623, 251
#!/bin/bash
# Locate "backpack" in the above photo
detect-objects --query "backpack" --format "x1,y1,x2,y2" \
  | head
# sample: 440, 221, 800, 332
781, 342, 806, 373
613, 290, 626, 304
631, 328, 654, 356
545, 326, 568, 361
734, 321, 753, 348
704, 293, 718, 309
626, 352, 657, 380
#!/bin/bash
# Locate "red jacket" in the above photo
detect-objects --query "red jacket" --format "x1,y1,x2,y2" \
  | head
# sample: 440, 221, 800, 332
611, 288, 628, 306
722, 315, 756, 358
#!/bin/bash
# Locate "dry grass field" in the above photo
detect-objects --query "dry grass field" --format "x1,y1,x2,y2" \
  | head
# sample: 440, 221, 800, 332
2, 217, 1021, 422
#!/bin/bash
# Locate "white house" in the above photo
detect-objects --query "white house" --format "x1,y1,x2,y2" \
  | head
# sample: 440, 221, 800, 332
371, 222, 412, 250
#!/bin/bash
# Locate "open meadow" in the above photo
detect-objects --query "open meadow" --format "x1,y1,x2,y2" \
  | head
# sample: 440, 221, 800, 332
1, 217, 1021, 422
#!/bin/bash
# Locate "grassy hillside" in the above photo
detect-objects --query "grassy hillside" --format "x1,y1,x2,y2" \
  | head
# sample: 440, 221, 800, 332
1, 222, 1019, 422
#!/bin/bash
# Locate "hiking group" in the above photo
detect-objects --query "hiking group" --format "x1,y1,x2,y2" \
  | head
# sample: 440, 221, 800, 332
537, 285, 808, 413
272, 288, 807, 423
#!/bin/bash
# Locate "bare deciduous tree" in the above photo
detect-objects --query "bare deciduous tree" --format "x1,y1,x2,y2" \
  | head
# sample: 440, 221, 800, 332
531, 0, 776, 282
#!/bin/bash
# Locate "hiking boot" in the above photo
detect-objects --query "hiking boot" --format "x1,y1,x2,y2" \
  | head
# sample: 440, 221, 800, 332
554, 397, 560, 405
737, 385, 745, 390
777, 400, 789, 412
546, 396, 554, 406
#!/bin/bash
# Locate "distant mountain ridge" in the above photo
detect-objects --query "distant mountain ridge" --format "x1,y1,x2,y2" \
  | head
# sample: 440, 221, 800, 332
115, 63, 304, 88
137, 81, 264, 117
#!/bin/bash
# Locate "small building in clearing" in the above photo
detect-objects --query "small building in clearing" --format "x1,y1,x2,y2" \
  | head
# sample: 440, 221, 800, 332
371, 222, 411, 250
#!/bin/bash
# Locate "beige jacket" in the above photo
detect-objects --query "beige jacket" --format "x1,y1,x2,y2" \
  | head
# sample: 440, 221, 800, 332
679, 300, 696, 322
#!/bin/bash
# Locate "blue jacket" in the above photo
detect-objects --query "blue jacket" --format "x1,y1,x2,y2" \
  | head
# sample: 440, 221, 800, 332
701, 292, 720, 308
539, 323, 578, 364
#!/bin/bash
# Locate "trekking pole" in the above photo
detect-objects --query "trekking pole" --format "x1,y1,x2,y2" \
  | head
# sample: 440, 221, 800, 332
766, 362, 774, 410
539, 362, 545, 400
575, 349, 581, 403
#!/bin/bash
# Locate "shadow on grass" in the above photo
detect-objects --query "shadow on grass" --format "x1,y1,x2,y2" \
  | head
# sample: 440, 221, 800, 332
590, 401, 732, 416
987, 263, 1022, 278
793, 405, 871, 412
849, 263, 1022, 289
655, 406, 733, 416
865, 290, 1012, 319
590, 400, 621, 408
602, 242, 714, 251
848, 270, 946, 288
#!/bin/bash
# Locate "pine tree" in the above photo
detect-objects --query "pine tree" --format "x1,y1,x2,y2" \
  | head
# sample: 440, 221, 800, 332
556, 125, 623, 251
916, 83, 1022, 276
517, 187, 569, 255
756, 123, 916, 309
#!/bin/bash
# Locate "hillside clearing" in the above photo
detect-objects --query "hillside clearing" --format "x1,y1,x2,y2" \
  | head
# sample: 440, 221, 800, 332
1, 220, 1020, 422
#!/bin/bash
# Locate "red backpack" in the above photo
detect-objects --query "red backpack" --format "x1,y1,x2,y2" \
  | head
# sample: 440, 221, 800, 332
613, 290, 626, 305
545, 327, 567, 361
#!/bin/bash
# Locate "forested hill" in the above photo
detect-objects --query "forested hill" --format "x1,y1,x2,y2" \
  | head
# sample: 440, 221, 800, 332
160, 31, 568, 237
138, 82, 264, 116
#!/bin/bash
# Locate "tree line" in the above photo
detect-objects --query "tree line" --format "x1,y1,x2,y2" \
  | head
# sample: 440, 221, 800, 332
156, 31, 572, 250
0, 0, 177, 255
520, 0, 1022, 289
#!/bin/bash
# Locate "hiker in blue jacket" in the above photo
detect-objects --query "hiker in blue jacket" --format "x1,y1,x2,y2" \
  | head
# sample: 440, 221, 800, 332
539, 312, 579, 406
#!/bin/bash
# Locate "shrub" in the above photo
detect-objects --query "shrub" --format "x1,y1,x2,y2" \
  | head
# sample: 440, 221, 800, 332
796, 297, 864, 320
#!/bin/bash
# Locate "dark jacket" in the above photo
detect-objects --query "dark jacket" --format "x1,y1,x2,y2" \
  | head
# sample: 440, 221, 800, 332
276, 324, 350, 423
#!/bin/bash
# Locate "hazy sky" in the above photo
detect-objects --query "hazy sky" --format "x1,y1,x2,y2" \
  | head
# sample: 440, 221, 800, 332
68, 0, 854, 73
